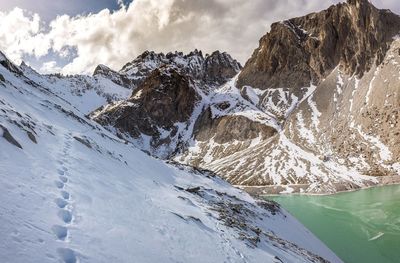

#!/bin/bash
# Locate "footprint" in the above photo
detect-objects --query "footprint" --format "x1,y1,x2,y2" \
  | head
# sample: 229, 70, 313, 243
51, 225, 68, 240
62, 167, 68, 172
46, 253, 56, 259
61, 191, 70, 200
59, 176, 68, 183
57, 170, 65, 176
57, 248, 77, 263
55, 181, 64, 189
58, 210, 73, 224
55, 198, 68, 208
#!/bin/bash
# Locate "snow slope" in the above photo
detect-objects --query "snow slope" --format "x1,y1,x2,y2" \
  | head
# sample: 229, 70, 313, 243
174, 43, 400, 193
21, 64, 132, 114
0, 58, 341, 262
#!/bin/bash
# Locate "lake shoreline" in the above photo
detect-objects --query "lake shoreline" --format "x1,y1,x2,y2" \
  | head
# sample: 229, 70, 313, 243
268, 184, 400, 263
236, 175, 400, 197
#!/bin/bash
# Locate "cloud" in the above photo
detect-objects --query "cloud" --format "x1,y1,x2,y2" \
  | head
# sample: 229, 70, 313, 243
39, 60, 62, 74
0, 0, 399, 74
0, 8, 48, 64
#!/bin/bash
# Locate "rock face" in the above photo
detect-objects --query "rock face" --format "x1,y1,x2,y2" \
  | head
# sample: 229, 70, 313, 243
237, 0, 400, 90
93, 64, 134, 88
91, 51, 242, 157
210, 0, 400, 193
91, 0, 400, 194
119, 49, 241, 87
92, 66, 200, 155
0, 125, 23, 149
203, 51, 242, 84
0, 48, 343, 263
92, 49, 240, 93
194, 108, 276, 144
5, 0, 398, 195
0, 51, 23, 75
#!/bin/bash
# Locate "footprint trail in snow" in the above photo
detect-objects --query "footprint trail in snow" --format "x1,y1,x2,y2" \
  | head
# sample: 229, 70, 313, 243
51, 133, 78, 263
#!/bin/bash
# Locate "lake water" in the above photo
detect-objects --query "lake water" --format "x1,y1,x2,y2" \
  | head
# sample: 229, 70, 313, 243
267, 185, 400, 263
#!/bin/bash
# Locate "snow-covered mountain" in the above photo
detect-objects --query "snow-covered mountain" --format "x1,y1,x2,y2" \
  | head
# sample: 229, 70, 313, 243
0, 50, 340, 261
91, 50, 243, 158
19, 61, 132, 114
2, 0, 399, 260
91, 0, 400, 195
232, 0, 400, 194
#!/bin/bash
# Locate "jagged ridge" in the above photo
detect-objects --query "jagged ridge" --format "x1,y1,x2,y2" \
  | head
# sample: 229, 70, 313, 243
237, 0, 400, 90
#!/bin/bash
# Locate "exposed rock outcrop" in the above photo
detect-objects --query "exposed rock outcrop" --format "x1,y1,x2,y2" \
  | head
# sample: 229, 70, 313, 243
119, 49, 241, 87
91, 49, 242, 157
0, 125, 22, 149
92, 66, 201, 155
93, 64, 134, 88
194, 107, 276, 144
237, 0, 400, 90
174, 0, 400, 193
203, 51, 242, 84
91, 50, 241, 97
90, 0, 400, 194
0, 51, 23, 75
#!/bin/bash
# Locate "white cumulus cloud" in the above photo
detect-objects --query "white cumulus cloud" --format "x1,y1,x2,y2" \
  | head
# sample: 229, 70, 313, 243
0, 0, 398, 74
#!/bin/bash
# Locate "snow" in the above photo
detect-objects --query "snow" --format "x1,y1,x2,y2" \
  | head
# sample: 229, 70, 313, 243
280, 186, 295, 194
258, 84, 316, 123
0, 57, 343, 263
281, 21, 307, 41
349, 78, 360, 112
337, 73, 344, 87
131, 88, 143, 99
307, 92, 321, 132
200, 118, 376, 191
296, 111, 316, 144
177, 74, 380, 194
356, 125, 393, 162
365, 67, 380, 105
209, 76, 280, 130
22, 69, 132, 114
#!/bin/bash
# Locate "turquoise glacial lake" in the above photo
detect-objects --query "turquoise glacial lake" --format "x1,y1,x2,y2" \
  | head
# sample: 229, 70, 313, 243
268, 185, 400, 263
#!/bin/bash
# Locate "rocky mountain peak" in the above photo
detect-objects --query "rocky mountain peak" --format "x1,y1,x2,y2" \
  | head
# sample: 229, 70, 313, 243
347, 0, 369, 7
237, 0, 400, 90
0, 51, 23, 75
186, 49, 203, 58
127, 65, 198, 126
84, 1, 400, 196
19, 61, 29, 68
93, 64, 112, 74
118, 49, 240, 87
93, 63, 134, 88
91, 63, 201, 156
0, 51, 8, 62
89, 49, 241, 157
203, 50, 241, 84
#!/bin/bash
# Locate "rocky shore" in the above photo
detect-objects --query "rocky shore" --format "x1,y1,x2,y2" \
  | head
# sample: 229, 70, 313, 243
239, 175, 400, 196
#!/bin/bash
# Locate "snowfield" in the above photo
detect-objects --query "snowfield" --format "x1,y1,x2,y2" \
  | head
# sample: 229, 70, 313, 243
0, 56, 342, 262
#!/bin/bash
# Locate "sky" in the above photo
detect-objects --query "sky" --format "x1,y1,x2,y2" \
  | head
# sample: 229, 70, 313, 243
0, 0, 399, 75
